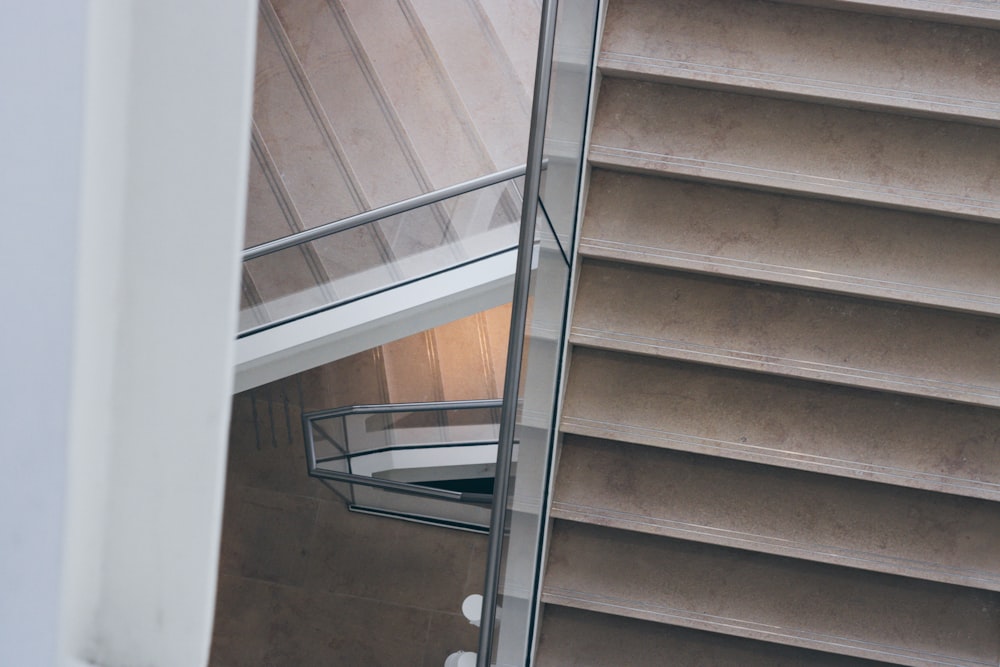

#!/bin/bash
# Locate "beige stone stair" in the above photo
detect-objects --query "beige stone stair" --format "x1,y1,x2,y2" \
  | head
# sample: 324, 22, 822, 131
562, 347, 1000, 502
536, 605, 897, 667
590, 78, 1000, 223
571, 260, 1000, 407
774, 0, 1000, 28
553, 434, 1000, 590
544, 521, 1000, 667
536, 0, 1000, 664
601, 0, 1000, 125
583, 169, 1000, 317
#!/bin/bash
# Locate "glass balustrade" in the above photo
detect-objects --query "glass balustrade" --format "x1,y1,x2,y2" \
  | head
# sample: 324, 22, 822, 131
240, 171, 524, 336
482, 1, 601, 665
304, 400, 503, 531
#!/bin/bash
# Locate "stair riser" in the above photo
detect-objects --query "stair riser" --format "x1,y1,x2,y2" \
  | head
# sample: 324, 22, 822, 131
583, 168, 1000, 316
572, 259, 1000, 407
544, 521, 1000, 667
591, 78, 1000, 223
554, 434, 1000, 589
601, 0, 1000, 124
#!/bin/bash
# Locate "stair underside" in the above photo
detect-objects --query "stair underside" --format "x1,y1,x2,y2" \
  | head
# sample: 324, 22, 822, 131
571, 259, 1000, 408
774, 0, 1000, 29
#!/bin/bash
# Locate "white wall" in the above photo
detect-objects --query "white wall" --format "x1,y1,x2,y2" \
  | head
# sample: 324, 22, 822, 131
0, 3, 258, 666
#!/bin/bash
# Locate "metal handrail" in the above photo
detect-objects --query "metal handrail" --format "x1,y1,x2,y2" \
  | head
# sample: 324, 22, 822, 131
316, 440, 501, 464
311, 468, 494, 505
242, 164, 526, 261
478, 0, 559, 664
303, 398, 502, 421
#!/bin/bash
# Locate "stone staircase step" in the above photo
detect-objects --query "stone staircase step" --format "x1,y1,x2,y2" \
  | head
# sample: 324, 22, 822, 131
582, 168, 1000, 316
553, 434, 1000, 590
773, 0, 1000, 29
571, 259, 1000, 407
541, 0, 1000, 663
543, 520, 1000, 667
590, 77, 1000, 223
536, 605, 896, 667
246, 3, 397, 316
600, 0, 1000, 125
561, 347, 1000, 501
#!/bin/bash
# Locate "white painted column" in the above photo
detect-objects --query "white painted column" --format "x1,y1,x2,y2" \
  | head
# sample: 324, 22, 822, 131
0, 3, 258, 666
0, 5, 88, 666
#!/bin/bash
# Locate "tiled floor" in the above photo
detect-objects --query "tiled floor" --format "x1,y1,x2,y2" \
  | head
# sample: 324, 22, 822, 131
210, 365, 487, 666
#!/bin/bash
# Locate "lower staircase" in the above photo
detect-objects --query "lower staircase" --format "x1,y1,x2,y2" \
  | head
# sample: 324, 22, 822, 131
535, 1, 1000, 665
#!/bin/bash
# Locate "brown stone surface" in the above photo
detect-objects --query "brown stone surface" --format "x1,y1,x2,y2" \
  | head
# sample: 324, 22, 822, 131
583, 168, 1000, 316
536, 605, 896, 666
601, 0, 1000, 124
562, 347, 1000, 500
554, 434, 1000, 589
591, 77, 1000, 223
572, 259, 1000, 407
541, 2, 1000, 664
544, 521, 1000, 666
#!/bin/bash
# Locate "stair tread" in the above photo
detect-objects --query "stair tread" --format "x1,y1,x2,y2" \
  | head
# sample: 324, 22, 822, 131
773, 0, 1000, 28
544, 521, 1000, 667
553, 434, 1000, 590
590, 78, 1000, 223
571, 260, 1000, 407
600, 0, 1000, 124
561, 347, 1000, 500
583, 169, 1000, 316
537, 605, 896, 667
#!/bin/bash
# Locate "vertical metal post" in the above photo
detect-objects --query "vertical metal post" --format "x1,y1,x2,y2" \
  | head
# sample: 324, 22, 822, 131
477, 0, 559, 664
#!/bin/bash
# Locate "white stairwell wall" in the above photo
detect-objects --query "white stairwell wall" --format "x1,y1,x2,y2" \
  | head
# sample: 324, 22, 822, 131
0, 3, 257, 666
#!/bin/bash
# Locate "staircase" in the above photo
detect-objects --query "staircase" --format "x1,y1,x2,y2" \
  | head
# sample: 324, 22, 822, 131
535, 1, 1000, 665
240, 0, 537, 333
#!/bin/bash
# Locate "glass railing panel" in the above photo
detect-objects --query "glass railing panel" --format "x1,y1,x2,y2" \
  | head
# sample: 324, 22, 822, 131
240, 175, 523, 336
305, 401, 501, 532
485, 0, 601, 665
538, 1, 598, 255
309, 413, 348, 465
238, 243, 337, 332
349, 484, 492, 532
